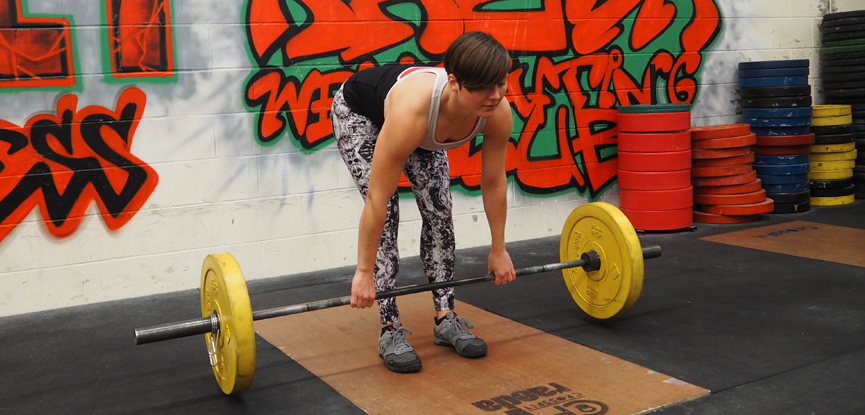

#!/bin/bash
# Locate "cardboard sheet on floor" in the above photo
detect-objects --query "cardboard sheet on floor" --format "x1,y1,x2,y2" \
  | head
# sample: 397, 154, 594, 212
255, 293, 708, 415
701, 221, 865, 268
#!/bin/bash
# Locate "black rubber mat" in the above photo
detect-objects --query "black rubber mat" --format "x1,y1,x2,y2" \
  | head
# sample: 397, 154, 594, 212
0, 202, 863, 414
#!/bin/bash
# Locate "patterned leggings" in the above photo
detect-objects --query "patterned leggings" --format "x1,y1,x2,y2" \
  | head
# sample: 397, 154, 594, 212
331, 87, 456, 325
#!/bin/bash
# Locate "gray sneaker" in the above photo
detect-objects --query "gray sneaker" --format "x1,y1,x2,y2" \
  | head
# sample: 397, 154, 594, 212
433, 312, 487, 358
378, 323, 422, 373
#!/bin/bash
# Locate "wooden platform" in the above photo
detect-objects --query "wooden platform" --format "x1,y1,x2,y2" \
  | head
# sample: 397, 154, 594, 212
701, 221, 865, 268
255, 293, 708, 415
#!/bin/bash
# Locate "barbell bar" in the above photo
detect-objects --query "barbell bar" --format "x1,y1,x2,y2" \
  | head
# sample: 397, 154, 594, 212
135, 245, 660, 346
134, 201, 660, 394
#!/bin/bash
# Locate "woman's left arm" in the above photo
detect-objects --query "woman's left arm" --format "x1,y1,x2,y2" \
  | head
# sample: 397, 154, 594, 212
480, 98, 516, 285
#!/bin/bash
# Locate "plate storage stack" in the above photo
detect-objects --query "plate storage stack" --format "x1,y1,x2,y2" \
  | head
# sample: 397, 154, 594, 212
690, 124, 771, 224
616, 104, 693, 231
819, 10, 865, 199
738, 59, 813, 214
809, 105, 858, 206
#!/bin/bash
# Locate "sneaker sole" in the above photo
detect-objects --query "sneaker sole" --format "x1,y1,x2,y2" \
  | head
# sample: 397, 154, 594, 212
379, 353, 422, 373
433, 337, 487, 358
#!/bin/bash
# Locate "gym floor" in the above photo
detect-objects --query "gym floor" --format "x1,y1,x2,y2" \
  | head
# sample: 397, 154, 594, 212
1, 201, 863, 415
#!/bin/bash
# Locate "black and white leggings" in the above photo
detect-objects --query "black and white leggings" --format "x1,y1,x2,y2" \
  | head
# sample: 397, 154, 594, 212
331, 87, 456, 326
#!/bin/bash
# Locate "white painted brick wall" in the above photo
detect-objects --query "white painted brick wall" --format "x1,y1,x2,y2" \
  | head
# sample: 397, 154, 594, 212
0, 0, 859, 316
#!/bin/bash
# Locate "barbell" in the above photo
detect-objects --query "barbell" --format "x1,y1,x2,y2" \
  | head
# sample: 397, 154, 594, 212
134, 202, 662, 394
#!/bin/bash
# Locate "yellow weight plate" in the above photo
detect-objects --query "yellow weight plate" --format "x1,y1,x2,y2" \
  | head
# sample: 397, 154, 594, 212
812, 105, 851, 118
810, 150, 857, 162
811, 115, 853, 127
811, 194, 856, 206
201, 253, 256, 395
808, 169, 853, 180
811, 142, 856, 153
560, 202, 644, 319
811, 160, 855, 171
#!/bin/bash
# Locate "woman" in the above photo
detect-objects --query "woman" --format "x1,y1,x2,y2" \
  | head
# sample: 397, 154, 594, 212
330, 31, 516, 373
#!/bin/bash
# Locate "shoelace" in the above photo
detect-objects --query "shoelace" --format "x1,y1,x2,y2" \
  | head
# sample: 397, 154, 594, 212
391, 325, 414, 354
451, 315, 475, 338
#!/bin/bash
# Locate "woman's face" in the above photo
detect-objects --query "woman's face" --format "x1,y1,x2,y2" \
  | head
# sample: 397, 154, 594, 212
455, 78, 508, 118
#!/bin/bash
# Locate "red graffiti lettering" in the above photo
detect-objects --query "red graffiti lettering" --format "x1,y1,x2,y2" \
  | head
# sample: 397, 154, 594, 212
245, 67, 352, 148
0, 0, 74, 88
0, 87, 158, 242
107, 0, 175, 77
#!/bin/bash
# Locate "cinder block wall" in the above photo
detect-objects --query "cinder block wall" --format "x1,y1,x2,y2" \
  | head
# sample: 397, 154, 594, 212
0, 0, 856, 316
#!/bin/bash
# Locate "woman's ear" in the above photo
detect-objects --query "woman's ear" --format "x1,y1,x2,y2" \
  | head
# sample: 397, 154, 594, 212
447, 74, 460, 91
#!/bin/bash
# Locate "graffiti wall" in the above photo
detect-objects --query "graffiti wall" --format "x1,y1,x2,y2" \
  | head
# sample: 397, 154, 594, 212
0, 0, 833, 315
243, 0, 722, 197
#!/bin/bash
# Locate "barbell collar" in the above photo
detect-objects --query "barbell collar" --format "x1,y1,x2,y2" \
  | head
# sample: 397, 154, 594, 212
134, 245, 661, 346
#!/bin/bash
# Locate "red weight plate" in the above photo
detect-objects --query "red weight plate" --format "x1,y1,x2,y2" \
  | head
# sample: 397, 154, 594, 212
617, 150, 692, 172
691, 170, 758, 187
617, 131, 691, 152
694, 179, 763, 195
691, 124, 751, 140
692, 152, 755, 167
751, 145, 812, 155
691, 133, 757, 149
754, 133, 816, 146
617, 169, 692, 191
694, 189, 767, 205
619, 207, 693, 231
691, 163, 754, 178
691, 146, 751, 159
693, 210, 761, 224
700, 198, 775, 216
620, 187, 694, 210
617, 112, 691, 133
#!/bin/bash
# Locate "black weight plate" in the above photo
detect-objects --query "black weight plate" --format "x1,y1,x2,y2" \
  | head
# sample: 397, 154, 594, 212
825, 88, 865, 98
823, 24, 865, 36
823, 30, 865, 42
766, 190, 811, 204
856, 173, 865, 181
814, 132, 856, 144
739, 85, 811, 98
821, 71, 865, 81
812, 124, 855, 135
822, 59, 865, 70
739, 67, 810, 78
811, 184, 856, 197
855, 166, 865, 174
823, 11, 865, 21
741, 96, 813, 108
825, 80, 865, 89
822, 18, 865, 30
856, 192, 865, 199
771, 201, 811, 214
822, 50, 865, 61
738, 60, 810, 70
811, 178, 854, 189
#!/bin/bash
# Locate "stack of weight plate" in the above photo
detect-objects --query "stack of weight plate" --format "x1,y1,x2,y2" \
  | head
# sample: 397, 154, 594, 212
809, 105, 857, 206
738, 59, 814, 214
821, 10, 865, 108
821, 10, 865, 199
616, 104, 693, 231
690, 124, 774, 223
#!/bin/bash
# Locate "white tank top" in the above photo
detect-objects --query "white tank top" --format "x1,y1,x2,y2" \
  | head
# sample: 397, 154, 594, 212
385, 67, 487, 151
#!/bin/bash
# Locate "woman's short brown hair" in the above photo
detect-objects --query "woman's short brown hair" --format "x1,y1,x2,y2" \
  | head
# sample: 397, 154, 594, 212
443, 31, 511, 91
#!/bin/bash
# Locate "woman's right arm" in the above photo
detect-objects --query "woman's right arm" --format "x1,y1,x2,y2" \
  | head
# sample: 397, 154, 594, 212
350, 81, 432, 309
